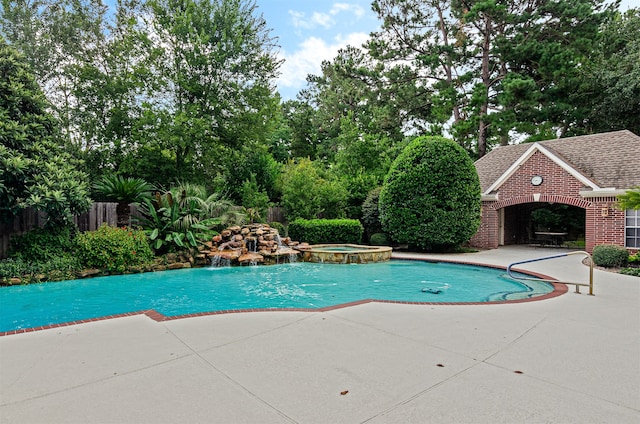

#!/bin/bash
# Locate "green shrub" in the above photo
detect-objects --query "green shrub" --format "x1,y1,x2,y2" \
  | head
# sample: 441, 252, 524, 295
564, 238, 586, 249
288, 219, 363, 245
75, 224, 154, 273
628, 252, 640, 265
379, 136, 481, 251
278, 158, 348, 220
240, 176, 272, 222
592, 244, 629, 268
8, 227, 75, 262
620, 267, 640, 277
269, 221, 287, 237
0, 255, 82, 284
340, 170, 381, 219
369, 232, 390, 246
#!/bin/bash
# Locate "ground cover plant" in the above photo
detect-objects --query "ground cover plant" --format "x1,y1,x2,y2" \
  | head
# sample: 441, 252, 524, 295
619, 252, 640, 277
0, 227, 83, 284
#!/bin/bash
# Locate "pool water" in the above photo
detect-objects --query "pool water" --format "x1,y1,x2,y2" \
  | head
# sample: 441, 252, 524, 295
0, 261, 553, 332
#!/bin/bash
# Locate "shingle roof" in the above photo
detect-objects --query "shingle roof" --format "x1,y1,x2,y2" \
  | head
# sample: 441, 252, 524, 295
475, 130, 640, 192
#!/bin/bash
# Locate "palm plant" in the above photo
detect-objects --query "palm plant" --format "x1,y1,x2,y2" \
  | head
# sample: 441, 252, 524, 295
618, 187, 640, 210
168, 182, 246, 231
135, 183, 246, 253
93, 175, 154, 227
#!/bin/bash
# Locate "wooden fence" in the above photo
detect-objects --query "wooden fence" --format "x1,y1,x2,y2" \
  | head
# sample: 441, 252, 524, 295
0, 204, 287, 259
0, 203, 118, 259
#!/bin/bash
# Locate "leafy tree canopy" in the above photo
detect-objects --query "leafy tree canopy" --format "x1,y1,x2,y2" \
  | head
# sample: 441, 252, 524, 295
0, 40, 91, 228
366, 0, 615, 156
571, 8, 640, 135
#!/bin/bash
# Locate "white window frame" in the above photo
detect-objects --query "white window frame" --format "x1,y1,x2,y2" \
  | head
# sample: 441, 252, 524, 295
625, 209, 640, 248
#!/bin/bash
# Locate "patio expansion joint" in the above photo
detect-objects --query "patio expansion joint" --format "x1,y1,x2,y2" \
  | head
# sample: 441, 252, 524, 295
160, 319, 307, 424
479, 316, 640, 413
185, 313, 319, 352
324, 311, 450, 348
482, 316, 548, 363
0, 353, 194, 408
356, 315, 551, 422
360, 360, 484, 423
481, 359, 640, 413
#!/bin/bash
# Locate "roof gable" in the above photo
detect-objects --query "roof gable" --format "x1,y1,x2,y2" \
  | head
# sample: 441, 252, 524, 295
483, 143, 600, 195
476, 130, 640, 194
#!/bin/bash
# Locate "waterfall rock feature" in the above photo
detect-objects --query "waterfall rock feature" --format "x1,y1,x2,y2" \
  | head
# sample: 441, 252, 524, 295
202, 224, 308, 266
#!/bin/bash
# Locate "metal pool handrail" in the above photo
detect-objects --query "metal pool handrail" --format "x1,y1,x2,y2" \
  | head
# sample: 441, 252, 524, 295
506, 251, 594, 296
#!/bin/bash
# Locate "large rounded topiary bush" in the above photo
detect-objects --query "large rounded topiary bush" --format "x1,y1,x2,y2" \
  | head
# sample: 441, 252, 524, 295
379, 136, 481, 250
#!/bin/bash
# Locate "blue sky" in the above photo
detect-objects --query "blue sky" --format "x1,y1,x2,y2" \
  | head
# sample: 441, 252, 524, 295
256, 1, 381, 100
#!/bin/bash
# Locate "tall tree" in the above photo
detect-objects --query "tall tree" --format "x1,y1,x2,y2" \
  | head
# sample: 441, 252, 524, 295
368, 0, 614, 156
570, 8, 640, 135
495, 0, 618, 139
142, 0, 282, 180
279, 98, 320, 160
305, 46, 406, 162
69, 0, 158, 175
0, 41, 91, 228
1, 0, 109, 147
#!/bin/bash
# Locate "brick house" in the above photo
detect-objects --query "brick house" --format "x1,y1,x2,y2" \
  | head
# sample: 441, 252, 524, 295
469, 130, 640, 253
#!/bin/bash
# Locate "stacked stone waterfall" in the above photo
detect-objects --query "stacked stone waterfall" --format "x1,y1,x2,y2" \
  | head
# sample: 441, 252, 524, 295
202, 224, 308, 266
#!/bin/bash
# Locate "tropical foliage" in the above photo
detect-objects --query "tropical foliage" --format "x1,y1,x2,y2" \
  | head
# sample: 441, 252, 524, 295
1, 0, 638, 270
135, 183, 245, 253
618, 187, 640, 210
93, 175, 154, 226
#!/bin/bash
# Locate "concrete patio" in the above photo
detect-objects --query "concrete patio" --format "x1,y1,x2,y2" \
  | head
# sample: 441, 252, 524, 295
1, 246, 638, 423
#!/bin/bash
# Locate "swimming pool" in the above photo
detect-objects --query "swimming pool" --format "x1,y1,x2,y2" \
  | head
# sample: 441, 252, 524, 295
0, 260, 557, 333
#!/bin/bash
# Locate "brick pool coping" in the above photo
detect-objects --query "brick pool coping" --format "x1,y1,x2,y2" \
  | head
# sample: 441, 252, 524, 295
0, 259, 567, 337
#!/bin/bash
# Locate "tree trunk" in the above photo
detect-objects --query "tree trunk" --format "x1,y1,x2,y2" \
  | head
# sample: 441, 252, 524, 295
436, 3, 461, 124
477, 13, 492, 158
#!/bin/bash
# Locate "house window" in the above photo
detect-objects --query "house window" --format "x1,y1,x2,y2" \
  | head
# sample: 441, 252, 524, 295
626, 209, 640, 248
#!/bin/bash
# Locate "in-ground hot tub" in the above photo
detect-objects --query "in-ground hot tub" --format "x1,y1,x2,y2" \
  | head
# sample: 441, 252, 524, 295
299, 244, 392, 264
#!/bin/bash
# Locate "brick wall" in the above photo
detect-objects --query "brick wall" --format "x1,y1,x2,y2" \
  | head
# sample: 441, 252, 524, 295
586, 197, 626, 252
468, 201, 499, 249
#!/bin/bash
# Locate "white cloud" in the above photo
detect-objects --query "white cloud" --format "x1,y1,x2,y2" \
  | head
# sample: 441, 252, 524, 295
277, 32, 370, 93
330, 3, 365, 18
311, 12, 334, 29
289, 10, 311, 29
289, 2, 366, 31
